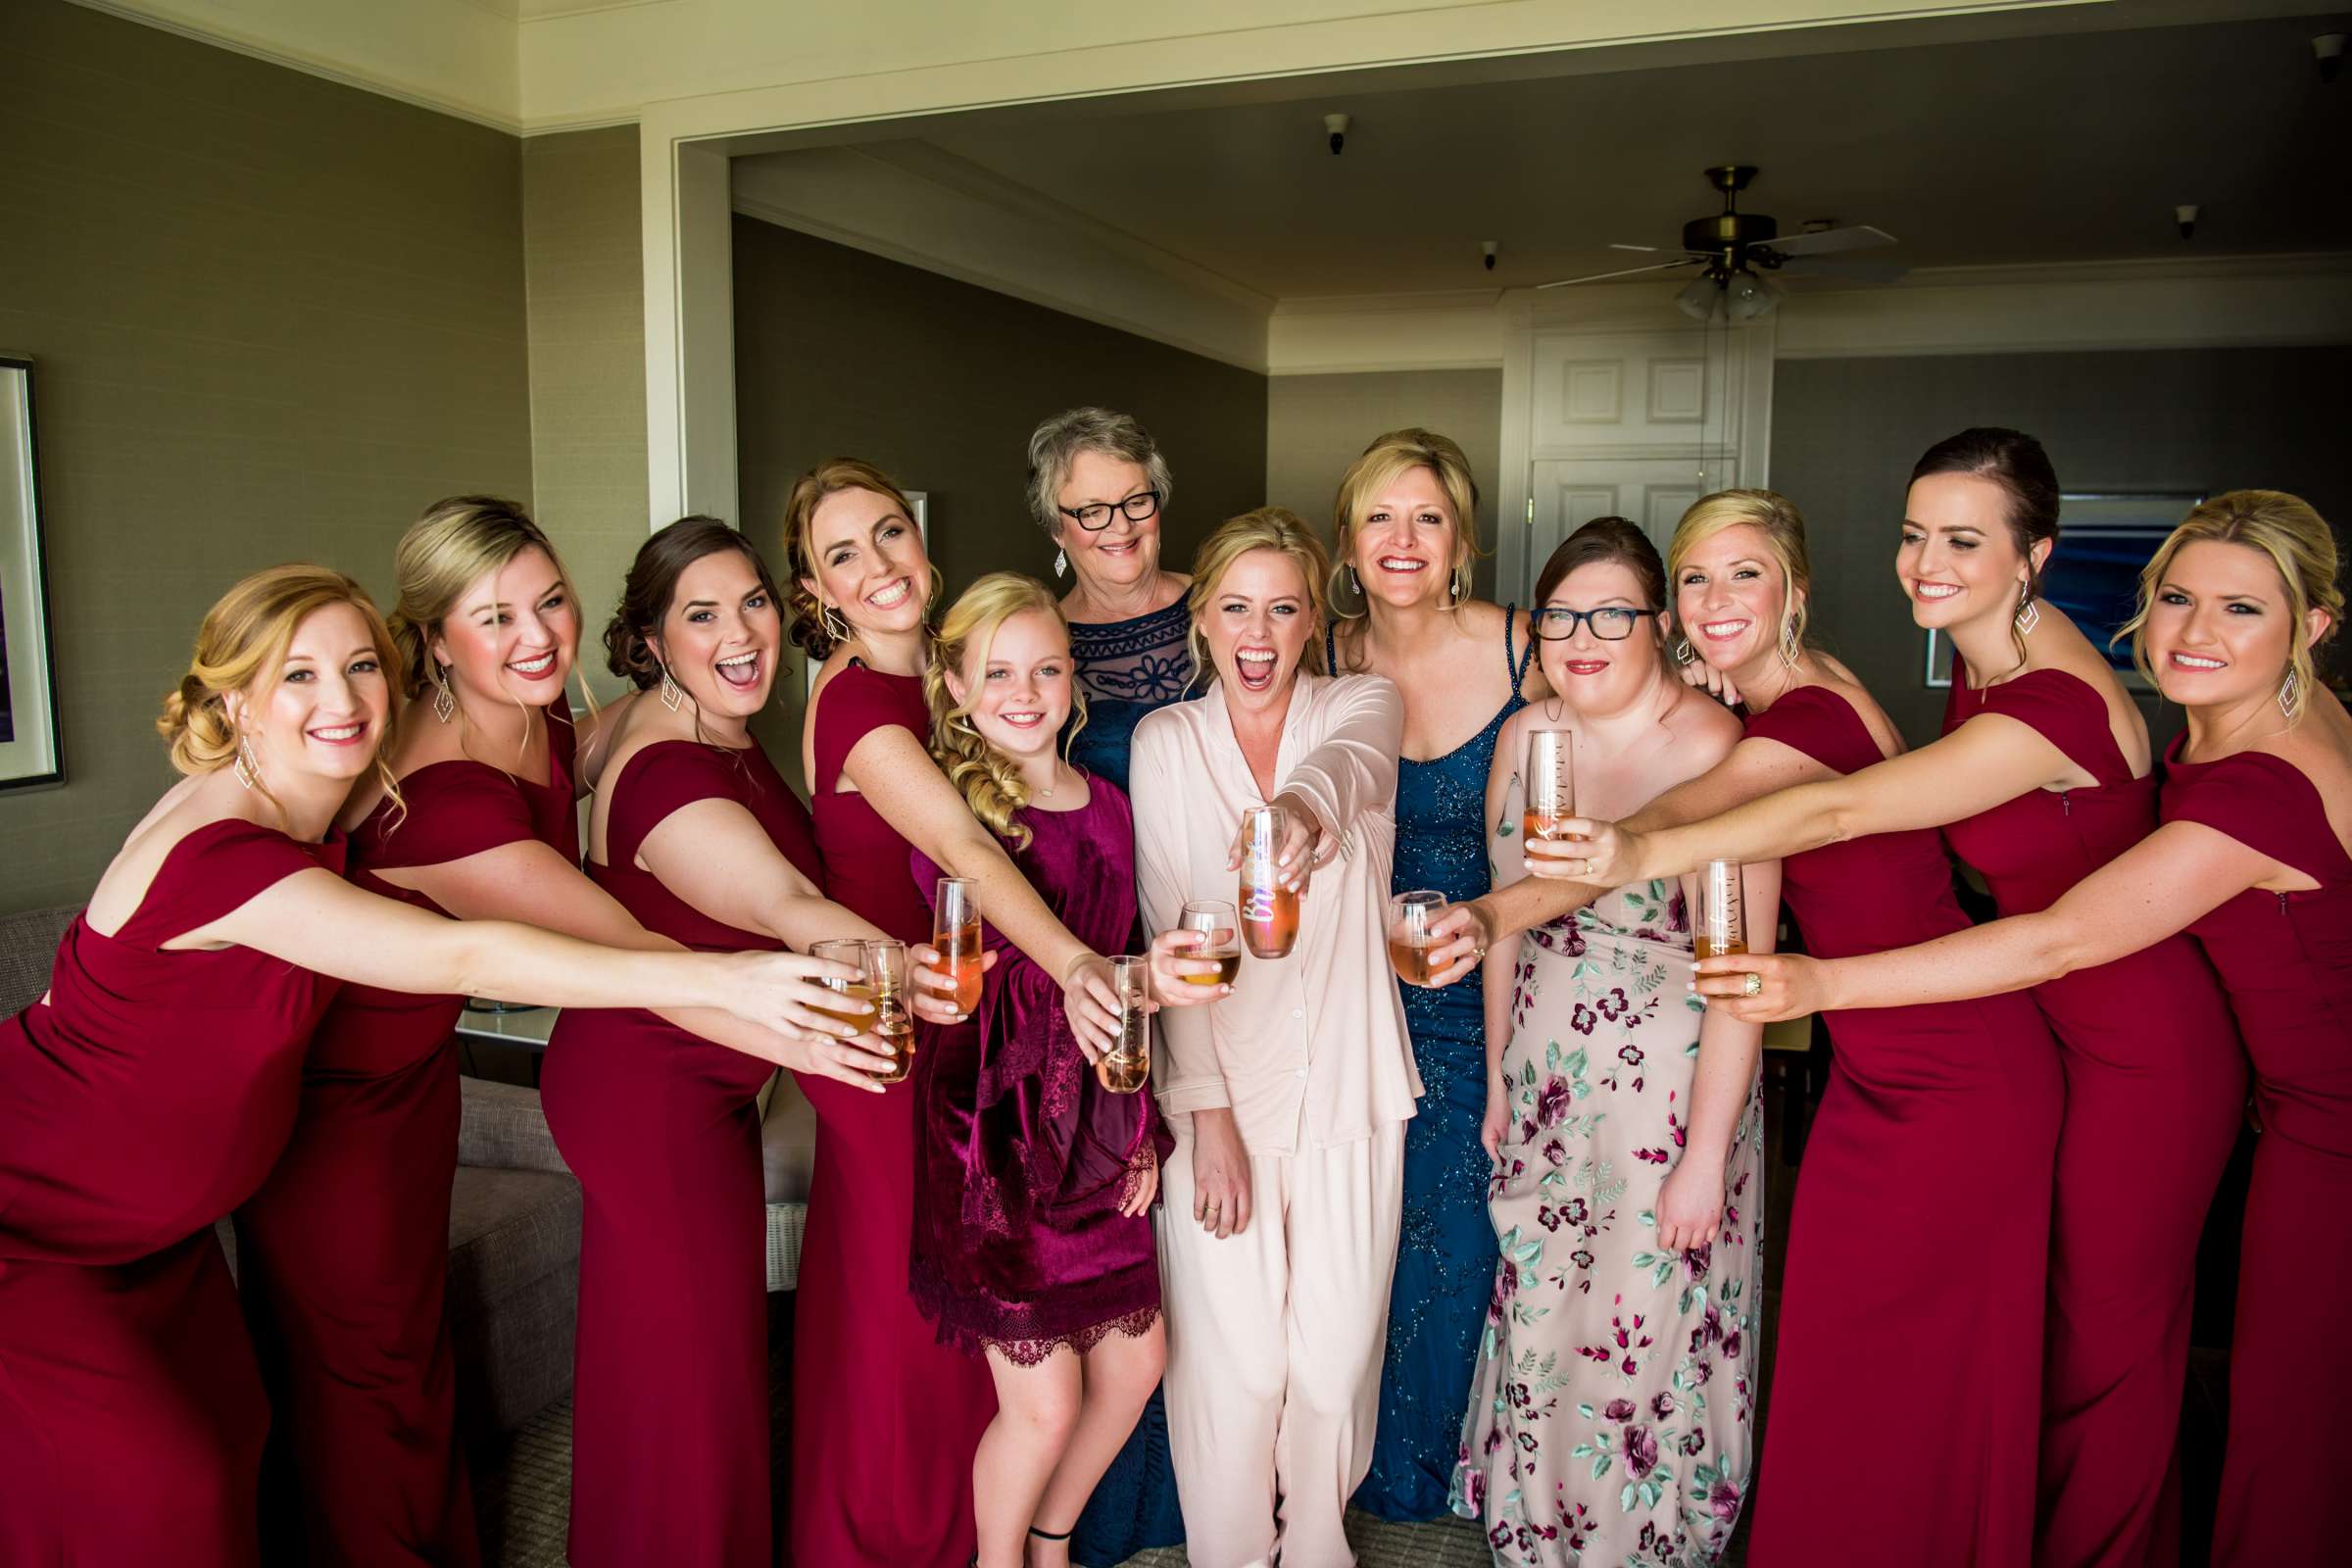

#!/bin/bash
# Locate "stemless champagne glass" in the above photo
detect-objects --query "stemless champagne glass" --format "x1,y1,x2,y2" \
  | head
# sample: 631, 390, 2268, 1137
933, 876, 983, 1013
1387, 890, 1446, 987
860, 939, 915, 1085
1097, 955, 1152, 1094
809, 938, 875, 1030
1696, 859, 1746, 961
1178, 900, 1243, 991
1523, 729, 1574, 842
1238, 805, 1300, 959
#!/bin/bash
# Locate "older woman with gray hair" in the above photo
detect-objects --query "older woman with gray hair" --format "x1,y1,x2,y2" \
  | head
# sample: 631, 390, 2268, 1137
1027, 407, 1195, 790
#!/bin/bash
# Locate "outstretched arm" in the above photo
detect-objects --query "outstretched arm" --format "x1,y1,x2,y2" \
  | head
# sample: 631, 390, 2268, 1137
1692, 819, 2275, 1022
1564, 712, 2075, 887
1655, 856, 1779, 1252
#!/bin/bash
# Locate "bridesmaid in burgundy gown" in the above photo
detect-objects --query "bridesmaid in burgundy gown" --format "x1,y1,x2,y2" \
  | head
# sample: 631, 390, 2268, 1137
539, 518, 955, 1568
783, 462, 1211, 1566
1698, 490, 2349, 1568
1540, 491, 2063, 1564
909, 575, 1188, 1568
1564, 434, 2243, 1568
1, 566, 849, 1568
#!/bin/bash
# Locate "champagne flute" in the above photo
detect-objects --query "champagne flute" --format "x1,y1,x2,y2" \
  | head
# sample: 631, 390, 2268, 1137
1238, 805, 1299, 959
860, 939, 915, 1085
1387, 890, 1446, 987
1178, 900, 1242, 992
1696, 859, 1746, 961
1097, 955, 1152, 1094
932, 876, 983, 1013
809, 938, 874, 1029
1523, 729, 1574, 842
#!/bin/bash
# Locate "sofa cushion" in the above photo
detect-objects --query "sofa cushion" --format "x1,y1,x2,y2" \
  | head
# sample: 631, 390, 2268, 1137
0, 905, 76, 1017
456, 1076, 573, 1177
448, 1164, 581, 1321
760, 1074, 816, 1204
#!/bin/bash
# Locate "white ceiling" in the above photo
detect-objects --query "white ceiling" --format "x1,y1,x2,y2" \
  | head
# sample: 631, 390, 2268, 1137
909, 10, 2352, 300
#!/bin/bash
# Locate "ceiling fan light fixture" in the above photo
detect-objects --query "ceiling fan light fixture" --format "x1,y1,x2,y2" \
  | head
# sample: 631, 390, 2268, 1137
1725, 269, 1778, 321
1675, 273, 1720, 321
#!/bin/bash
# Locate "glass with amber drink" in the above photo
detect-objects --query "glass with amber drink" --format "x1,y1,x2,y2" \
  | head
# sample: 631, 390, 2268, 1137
1096, 956, 1152, 1095
1523, 729, 1574, 843
932, 876, 984, 1014
859, 939, 915, 1085
1238, 805, 1299, 959
1177, 900, 1242, 992
1696, 859, 1746, 961
1387, 890, 1446, 987
809, 938, 875, 1031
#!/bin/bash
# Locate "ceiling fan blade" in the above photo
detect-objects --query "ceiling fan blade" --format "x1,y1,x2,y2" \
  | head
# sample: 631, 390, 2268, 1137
1535, 260, 1703, 290
1609, 242, 1663, 253
1779, 255, 1911, 284
1769, 223, 1897, 257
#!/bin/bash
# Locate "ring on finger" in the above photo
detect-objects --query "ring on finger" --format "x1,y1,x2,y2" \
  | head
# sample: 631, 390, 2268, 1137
1742, 971, 1763, 997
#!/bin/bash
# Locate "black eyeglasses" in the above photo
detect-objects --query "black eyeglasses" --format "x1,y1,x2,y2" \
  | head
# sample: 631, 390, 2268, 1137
1058, 489, 1162, 532
1531, 605, 1657, 641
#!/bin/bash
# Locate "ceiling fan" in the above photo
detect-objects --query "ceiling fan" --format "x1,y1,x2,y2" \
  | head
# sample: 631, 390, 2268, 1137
1538, 165, 1905, 320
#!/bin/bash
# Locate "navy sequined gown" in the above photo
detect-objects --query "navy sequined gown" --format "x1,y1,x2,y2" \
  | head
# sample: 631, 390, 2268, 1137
1065, 595, 1196, 1568
1343, 612, 1533, 1521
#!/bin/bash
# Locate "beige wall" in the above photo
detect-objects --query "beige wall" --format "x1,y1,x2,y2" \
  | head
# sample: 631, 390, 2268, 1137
1266, 369, 1504, 600
522, 124, 649, 700
0, 1, 533, 913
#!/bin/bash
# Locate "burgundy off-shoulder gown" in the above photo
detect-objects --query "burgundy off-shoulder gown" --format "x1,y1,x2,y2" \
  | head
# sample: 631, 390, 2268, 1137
2160, 736, 2352, 1568
1, 819, 345, 1567
539, 739, 815, 1568
1941, 664, 2244, 1568
798, 662, 994, 1566
907, 781, 1171, 1363
235, 704, 577, 1567
1740, 687, 2063, 1568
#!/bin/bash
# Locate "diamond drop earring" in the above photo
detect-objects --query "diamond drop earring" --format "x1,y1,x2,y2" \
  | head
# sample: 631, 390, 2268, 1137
2014, 595, 2040, 635
1779, 619, 1801, 667
1348, 565, 1363, 597
431, 664, 456, 724
1054, 548, 1067, 579
2278, 666, 2300, 719
658, 665, 683, 711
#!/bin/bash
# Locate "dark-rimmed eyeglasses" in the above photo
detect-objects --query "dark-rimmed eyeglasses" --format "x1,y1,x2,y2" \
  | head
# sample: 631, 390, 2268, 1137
1531, 606, 1657, 641
1059, 489, 1162, 532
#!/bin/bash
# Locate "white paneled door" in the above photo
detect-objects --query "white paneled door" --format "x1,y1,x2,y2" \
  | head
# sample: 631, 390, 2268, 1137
1498, 306, 1774, 606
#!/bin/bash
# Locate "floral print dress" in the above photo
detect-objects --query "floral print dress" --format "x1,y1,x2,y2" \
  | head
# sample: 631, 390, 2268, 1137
1450, 878, 1764, 1567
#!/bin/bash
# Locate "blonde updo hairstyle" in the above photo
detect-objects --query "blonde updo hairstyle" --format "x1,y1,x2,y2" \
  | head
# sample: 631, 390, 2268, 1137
159, 564, 406, 825
923, 572, 1083, 851
1185, 507, 1332, 686
780, 458, 938, 660
1330, 427, 1483, 614
2118, 489, 2342, 725
1666, 488, 1817, 666
385, 495, 576, 703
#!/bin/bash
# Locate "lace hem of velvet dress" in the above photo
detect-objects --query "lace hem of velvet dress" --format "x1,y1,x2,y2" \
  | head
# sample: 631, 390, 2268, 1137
965, 1303, 1164, 1368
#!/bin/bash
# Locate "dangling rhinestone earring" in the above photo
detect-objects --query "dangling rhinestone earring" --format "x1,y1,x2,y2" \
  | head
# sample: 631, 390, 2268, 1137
1780, 619, 1802, 667
431, 664, 456, 724
2278, 666, 2300, 719
1448, 568, 1464, 607
1348, 565, 1363, 597
1054, 548, 1068, 579
657, 664, 683, 712
2014, 595, 2041, 635
233, 733, 260, 791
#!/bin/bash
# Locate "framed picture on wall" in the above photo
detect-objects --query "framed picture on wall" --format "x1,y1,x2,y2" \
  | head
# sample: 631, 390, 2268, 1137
0, 356, 61, 791
804, 490, 926, 696
1924, 492, 2201, 691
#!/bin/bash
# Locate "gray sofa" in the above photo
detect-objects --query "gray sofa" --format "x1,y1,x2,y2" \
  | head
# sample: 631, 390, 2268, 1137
0, 902, 818, 1445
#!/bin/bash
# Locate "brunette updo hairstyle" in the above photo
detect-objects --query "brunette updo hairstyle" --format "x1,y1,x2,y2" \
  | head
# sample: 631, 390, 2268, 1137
1909, 427, 2061, 662
778, 458, 933, 660
1534, 515, 1669, 617
602, 515, 782, 690
159, 564, 405, 825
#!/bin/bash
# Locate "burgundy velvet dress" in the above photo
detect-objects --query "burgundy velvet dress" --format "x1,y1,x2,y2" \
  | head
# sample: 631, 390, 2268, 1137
539, 738, 815, 1568
1740, 687, 2063, 1568
799, 662, 994, 1567
235, 704, 577, 1567
908, 782, 1171, 1362
0, 819, 344, 1567
2160, 737, 2352, 1568
1941, 665, 2244, 1568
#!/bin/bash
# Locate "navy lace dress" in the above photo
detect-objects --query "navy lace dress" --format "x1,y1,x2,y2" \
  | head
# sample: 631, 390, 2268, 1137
1342, 611, 1533, 1521
1067, 594, 1195, 1566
